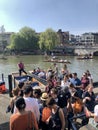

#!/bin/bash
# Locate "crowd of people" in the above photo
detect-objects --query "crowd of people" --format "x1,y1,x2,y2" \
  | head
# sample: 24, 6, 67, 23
7, 62, 98, 130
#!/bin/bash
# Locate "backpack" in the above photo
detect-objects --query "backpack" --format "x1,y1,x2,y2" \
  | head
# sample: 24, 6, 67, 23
41, 107, 51, 122
58, 90, 71, 108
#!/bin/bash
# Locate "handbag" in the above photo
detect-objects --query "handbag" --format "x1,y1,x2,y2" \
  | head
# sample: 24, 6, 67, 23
27, 111, 34, 130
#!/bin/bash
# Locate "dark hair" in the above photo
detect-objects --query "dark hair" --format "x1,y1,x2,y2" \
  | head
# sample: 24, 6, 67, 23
34, 89, 42, 96
15, 97, 26, 111
23, 85, 32, 95
18, 82, 24, 89
50, 88, 58, 95
73, 73, 77, 76
46, 97, 56, 106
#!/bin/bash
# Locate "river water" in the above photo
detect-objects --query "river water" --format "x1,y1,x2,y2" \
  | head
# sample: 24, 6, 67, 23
0, 55, 98, 89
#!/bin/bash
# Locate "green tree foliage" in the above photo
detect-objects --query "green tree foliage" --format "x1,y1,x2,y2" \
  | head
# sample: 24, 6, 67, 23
39, 28, 60, 51
9, 27, 39, 51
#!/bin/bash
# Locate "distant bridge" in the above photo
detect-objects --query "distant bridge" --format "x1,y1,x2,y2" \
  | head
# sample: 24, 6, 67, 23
74, 45, 98, 55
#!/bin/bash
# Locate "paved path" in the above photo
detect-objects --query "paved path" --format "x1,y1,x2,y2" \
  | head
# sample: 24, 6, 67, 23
0, 94, 11, 130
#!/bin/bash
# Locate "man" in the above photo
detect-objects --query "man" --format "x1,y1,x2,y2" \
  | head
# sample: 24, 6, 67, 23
14, 85, 40, 122
18, 61, 27, 76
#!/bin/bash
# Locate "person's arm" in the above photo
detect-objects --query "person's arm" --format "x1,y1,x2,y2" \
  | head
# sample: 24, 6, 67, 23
90, 112, 95, 117
59, 108, 65, 130
32, 112, 39, 130
83, 97, 91, 103
90, 111, 98, 122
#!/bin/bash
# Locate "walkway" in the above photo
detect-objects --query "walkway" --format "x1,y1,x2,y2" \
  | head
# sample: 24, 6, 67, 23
0, 94, 11, 130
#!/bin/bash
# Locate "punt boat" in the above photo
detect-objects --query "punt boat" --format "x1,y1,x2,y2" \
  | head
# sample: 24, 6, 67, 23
11, 72, 47, 92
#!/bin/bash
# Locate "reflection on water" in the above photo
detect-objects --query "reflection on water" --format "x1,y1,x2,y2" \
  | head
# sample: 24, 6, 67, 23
0, 55, 98, 88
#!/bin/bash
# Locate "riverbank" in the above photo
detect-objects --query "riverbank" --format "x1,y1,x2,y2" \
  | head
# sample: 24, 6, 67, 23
0, 94, 11, 130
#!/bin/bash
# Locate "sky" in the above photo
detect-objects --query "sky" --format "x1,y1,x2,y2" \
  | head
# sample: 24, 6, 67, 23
0, 0, 98, 35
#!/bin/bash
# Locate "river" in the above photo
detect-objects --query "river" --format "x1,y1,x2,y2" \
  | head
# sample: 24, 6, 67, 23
0, 55, 98, 89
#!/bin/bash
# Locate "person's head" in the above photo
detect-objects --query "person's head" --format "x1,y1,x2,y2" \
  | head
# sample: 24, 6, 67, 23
33, 89, 42, 98
69, 83, 75, 89
15, 97, 26, 111
63, 64, 67, 70
82, 72, 87, 78
18, 82, 24, 89
87, 84, 93, 92
40, 92, 49, 106
50, 88, 58, 99
41, 92, 49, 101
86, 70, 90, 74
46, 97, 56, 108
69, 73, 73, 78
63, 74, 69, 81
73, 73, 77, 78
23, 85, 33, 97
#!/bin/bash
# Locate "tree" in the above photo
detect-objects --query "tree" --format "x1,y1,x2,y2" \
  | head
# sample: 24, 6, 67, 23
9, 26, 39, 51
19, 27, 39, 50
9, 33, 24, 50
39, 28, 60, 51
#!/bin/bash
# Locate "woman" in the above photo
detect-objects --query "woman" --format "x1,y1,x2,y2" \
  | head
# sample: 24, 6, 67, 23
10, 97, 38, 130
46, 97, 65, 130
83, 84, 95, 112
6, 87, 20, 113
81, 72, 89, 91
61, 74, 70, 89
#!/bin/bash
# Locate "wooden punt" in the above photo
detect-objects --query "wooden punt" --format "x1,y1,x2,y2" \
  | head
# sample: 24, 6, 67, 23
11, 72, 47, 92
43, 59, 71, 64
77, 57, 93, 60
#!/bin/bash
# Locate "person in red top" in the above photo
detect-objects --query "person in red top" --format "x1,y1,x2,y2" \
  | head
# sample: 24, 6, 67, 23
10, 97, 38, 130
18, 61, 27, 76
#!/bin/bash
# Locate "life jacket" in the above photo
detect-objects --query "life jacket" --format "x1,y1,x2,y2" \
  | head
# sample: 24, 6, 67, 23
0, 84, 7, 93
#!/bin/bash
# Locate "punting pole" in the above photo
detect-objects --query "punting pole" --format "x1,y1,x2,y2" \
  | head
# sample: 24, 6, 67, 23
8, 74, 13, 97
1, 73, 4, 82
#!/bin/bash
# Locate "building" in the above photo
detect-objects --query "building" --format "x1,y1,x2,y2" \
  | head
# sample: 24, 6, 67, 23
69, 34, 77, 44
0, 32, 13, 51
57, 29, 69, 45
80, 32, 98, 46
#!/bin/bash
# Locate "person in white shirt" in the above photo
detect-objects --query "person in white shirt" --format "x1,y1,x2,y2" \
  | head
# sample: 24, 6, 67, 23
87, 104, 98, 128
61, 75, 70, 89
14, 85, 40, 122
90, 105, 98, 123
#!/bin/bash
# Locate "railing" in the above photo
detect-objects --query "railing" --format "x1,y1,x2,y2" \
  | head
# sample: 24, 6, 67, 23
29, 73, 47, 86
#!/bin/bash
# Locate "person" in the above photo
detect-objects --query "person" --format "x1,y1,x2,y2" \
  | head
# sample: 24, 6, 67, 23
10, 97, 38, 130
86, 104, 98, 128
46, 97, 65, 130
6, 87, 20, 113
83, 84, 96, 112
14, 85, 40, 122
40, 92, 51, 130
53, 63, 59, 78
18, 61, 27, 76
81, 72, 89, 91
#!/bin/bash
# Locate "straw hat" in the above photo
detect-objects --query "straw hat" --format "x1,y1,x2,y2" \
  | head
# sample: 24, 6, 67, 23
41, 92, 48, 101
